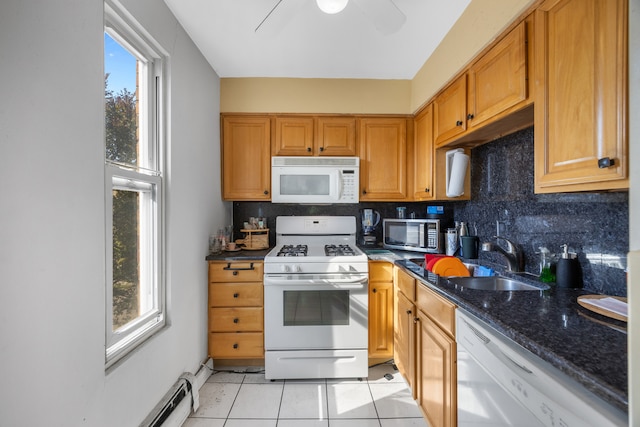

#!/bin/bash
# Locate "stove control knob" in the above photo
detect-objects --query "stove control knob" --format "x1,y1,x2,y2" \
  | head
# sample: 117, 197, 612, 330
280, 265, 290, 273
293, 264, 301, 273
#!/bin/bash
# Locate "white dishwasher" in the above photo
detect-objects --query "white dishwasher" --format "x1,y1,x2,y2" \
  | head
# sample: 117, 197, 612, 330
456, 309, 627, 427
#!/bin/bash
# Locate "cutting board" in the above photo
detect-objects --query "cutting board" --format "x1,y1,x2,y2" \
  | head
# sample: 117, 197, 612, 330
577, 295, 628, 322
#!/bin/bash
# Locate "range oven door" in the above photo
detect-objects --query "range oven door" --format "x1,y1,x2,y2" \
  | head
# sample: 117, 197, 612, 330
264, 273, 368, 350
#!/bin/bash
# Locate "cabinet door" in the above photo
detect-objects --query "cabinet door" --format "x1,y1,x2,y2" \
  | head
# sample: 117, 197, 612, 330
222, 116, 271, 200
273, 116, 315, 156
368, 281, 394, 359
467, 21, 528, 129
412, 105, 434, 200
395, 291, 416, 395
433, 75, 467, 146
534, 0, 628, 192
416, 311, 456, 427
316, 117, 357, 156
359, 117, 407, 200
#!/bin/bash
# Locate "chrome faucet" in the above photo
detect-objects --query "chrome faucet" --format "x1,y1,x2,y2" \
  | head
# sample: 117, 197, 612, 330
481, 236, 525, 272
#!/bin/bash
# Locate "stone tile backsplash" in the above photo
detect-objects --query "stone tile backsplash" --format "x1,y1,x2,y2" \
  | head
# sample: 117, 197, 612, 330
233, 126, 628, 296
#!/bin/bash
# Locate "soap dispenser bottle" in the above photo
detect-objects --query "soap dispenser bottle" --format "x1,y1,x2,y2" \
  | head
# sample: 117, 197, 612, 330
555, 244, 583, 288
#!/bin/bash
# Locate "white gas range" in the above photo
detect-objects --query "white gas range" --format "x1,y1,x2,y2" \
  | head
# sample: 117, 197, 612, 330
263, 216, 369, 380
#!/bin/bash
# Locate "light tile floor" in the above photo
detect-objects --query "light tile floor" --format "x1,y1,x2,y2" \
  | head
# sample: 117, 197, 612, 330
183, 362, 429, 427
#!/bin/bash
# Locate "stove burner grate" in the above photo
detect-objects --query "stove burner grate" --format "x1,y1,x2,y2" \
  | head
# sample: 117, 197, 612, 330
325, 244, 356, 256
277, 244, 308, 257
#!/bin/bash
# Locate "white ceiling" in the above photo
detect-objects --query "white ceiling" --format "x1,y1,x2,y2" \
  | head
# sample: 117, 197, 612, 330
164, 0, 472, 80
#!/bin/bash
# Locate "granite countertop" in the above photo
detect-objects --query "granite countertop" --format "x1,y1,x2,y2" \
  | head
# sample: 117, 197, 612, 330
205, 248, 272, 261
203, 247, 627, 413
394, 258, 628, 414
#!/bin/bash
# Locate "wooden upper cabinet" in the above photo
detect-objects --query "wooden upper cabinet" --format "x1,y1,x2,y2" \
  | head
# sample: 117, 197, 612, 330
467, 21, 528, 129
315, 116, 357, 156
221, 115, 271, 200
273, 116, 357, 156
359, 117, 408, 201
412, 105, 434, 200
273, 116, 315, 156
433, 75, 467, 146
534, 0, 628, 192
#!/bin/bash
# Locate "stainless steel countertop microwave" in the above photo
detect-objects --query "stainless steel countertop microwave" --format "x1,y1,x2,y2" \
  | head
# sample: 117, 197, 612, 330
383, 218, 443, 253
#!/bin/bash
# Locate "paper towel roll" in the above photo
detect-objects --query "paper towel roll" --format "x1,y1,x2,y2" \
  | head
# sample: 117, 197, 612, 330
446, 149, 469, 197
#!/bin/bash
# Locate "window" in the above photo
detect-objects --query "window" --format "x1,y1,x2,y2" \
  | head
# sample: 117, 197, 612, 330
104, 1, 166, 368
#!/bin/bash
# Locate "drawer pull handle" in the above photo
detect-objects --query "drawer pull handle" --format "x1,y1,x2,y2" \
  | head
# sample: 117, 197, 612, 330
598, 157, 615, 168
233, 293, 239, 298
233, 318, 239, 323
233, 343, 238, 349
224, 262, 255, 271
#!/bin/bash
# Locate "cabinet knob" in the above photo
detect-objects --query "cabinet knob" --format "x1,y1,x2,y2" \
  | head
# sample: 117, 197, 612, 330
233, 293, 239, 298
233, 271, 238, 276
425, 187, 429, 193
372, 288, 377, 293
233, 318, 239, 323
406, 309, 412, 315
467, 114, 474, 120
456, 120, 463, 126
233, 343, 238, 349
362, 189, 367, 195
598, 157, 615, 168
413, 317, 419, 324
263, 190, 269, 195
307, 147, 312, 152
319, 147, 324, 152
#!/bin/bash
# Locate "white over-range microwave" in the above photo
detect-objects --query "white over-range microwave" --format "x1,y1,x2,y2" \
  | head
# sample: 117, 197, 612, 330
271, 156, 359, 204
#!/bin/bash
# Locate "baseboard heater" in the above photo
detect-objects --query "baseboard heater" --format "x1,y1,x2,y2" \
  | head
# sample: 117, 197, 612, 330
140, 358, 213, 427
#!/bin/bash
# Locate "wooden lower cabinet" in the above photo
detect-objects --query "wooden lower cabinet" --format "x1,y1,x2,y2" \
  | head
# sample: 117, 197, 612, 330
415, 283, 457, 427
394, 267, 457, 427
394, 267, 416, 394
208, 261, 264, 361
368, 261, 395, 361
395, 289, 416, 394
416, 309, 456, 427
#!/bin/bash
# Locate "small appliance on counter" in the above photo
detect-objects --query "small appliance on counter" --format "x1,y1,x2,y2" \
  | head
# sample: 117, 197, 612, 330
360, 208, 381, 247
383, 218, 443, 253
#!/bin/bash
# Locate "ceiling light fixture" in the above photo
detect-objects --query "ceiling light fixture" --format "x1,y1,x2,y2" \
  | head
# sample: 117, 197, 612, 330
316, 0, 349, 14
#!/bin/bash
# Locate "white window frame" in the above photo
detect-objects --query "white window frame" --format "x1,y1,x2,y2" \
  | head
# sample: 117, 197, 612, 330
104, 0, 167, 369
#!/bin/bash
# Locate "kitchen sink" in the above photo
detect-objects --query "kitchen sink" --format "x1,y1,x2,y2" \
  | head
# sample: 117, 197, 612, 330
447, 276, 549, 291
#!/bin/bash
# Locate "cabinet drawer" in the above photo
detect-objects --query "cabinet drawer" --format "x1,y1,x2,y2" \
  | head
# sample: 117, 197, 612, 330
209, 283, 263, 307
417, 284, 456, 336
369, 261, 393, 282
395, 268, 416, 300
209, 332, 264, 358
210, 307, 263, 332
209, 261, 264, 282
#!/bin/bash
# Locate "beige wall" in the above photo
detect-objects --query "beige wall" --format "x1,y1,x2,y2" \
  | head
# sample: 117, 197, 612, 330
410, 0, 536, 113
220, 0, 536, 115
220, 78, 411, 114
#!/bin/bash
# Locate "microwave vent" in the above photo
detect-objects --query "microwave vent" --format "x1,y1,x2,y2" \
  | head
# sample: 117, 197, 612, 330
272, 156, 359, 167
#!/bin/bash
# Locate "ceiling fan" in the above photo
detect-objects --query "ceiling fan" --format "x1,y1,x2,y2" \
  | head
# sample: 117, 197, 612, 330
255, 0, 407, 36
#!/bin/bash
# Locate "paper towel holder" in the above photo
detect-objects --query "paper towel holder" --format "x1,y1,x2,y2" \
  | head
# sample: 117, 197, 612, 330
445, 148, 469, 197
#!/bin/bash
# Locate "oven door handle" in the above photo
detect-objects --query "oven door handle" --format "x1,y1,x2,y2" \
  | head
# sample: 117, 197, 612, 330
264, 276, 368, 288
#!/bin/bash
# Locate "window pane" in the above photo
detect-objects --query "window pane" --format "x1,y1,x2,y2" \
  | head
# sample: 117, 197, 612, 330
112, 189, 140, 330
104, 33, 140, 166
